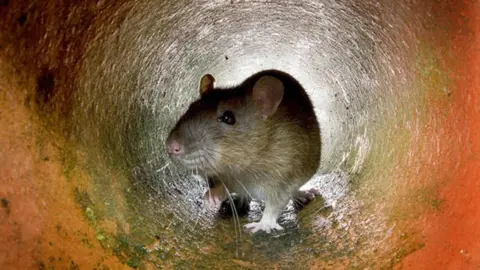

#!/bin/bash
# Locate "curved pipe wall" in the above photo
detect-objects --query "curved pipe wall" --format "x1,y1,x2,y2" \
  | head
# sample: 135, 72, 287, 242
0, 1, 478, 269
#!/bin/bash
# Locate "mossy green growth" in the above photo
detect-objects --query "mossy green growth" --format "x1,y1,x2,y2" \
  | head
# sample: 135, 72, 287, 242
389, 241, 425, 268
60, 145, 78, 181
112, 235, 149, 269
418, 184, 444, 211
415, 41, 454, 108
85, 207, 97, 225
96, 230, 106, 241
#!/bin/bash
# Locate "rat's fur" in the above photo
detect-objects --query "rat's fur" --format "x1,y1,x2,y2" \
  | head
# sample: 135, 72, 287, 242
167, 70, 320, 233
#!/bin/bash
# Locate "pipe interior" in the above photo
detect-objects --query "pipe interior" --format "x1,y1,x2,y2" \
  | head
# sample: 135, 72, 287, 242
0, 0, 477, 268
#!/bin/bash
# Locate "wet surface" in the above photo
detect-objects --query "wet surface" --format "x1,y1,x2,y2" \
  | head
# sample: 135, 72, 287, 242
0, 0, 479, 269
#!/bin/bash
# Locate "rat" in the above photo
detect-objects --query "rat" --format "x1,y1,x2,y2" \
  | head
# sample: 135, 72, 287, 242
166, 69, 321, 233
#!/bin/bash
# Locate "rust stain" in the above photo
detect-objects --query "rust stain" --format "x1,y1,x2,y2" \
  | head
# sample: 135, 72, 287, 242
398, 0, 480, 269
0, 64, 129, 269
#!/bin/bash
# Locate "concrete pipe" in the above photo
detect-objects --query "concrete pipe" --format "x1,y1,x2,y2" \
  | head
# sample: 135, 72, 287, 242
0, 0, 478, 269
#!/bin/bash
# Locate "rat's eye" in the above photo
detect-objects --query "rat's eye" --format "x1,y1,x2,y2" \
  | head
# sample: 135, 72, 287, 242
218, 110, 236, 125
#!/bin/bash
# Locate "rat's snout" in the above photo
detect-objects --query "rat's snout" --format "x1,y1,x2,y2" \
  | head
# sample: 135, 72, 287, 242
167, 138, 184, 156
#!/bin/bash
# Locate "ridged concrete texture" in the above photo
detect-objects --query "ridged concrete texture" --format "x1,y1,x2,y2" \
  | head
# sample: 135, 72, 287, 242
0, 0, 478, 269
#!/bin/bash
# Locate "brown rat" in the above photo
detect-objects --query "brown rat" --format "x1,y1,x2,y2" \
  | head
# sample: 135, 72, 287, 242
166, 69, 321, 233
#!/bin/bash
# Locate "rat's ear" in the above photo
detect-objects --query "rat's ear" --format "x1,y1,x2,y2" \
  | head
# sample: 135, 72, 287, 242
199, 74, 215, 96
252, 76, 284, 119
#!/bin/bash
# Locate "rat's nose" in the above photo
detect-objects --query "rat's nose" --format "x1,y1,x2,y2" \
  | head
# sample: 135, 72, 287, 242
167, 139, 184, 156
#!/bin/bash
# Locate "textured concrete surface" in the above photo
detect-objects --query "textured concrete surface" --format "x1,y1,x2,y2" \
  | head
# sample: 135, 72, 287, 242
0, 0, 478, 269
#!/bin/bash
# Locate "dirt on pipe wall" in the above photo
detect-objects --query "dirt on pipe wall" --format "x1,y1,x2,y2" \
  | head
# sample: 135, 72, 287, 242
0, 0, 478, 269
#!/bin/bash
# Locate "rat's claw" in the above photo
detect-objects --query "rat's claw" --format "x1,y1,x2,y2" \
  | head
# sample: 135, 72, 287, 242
244, 221, 283, 234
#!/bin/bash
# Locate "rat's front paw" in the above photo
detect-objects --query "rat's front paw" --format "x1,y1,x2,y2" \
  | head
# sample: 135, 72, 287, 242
203, 185, 227, 206
244, 221, 283, 234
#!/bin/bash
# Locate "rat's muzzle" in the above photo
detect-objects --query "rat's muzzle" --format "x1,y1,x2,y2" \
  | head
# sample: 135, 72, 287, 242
166, 138, 184, 156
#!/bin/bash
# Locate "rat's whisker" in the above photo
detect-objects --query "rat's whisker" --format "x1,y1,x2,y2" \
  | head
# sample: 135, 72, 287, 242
222, 183, 241, 258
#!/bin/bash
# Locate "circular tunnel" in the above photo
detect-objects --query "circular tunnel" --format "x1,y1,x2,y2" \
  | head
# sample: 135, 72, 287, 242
0, 0, 478, 269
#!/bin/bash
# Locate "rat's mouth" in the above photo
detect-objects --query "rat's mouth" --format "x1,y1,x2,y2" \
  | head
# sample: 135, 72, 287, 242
177, 149, 217, 171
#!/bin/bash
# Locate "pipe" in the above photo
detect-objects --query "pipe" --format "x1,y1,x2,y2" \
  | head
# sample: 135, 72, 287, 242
0, 0, 478, 268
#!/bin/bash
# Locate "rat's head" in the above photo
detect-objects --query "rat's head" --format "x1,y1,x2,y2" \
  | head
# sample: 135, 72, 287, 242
166, 73, 284, 173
